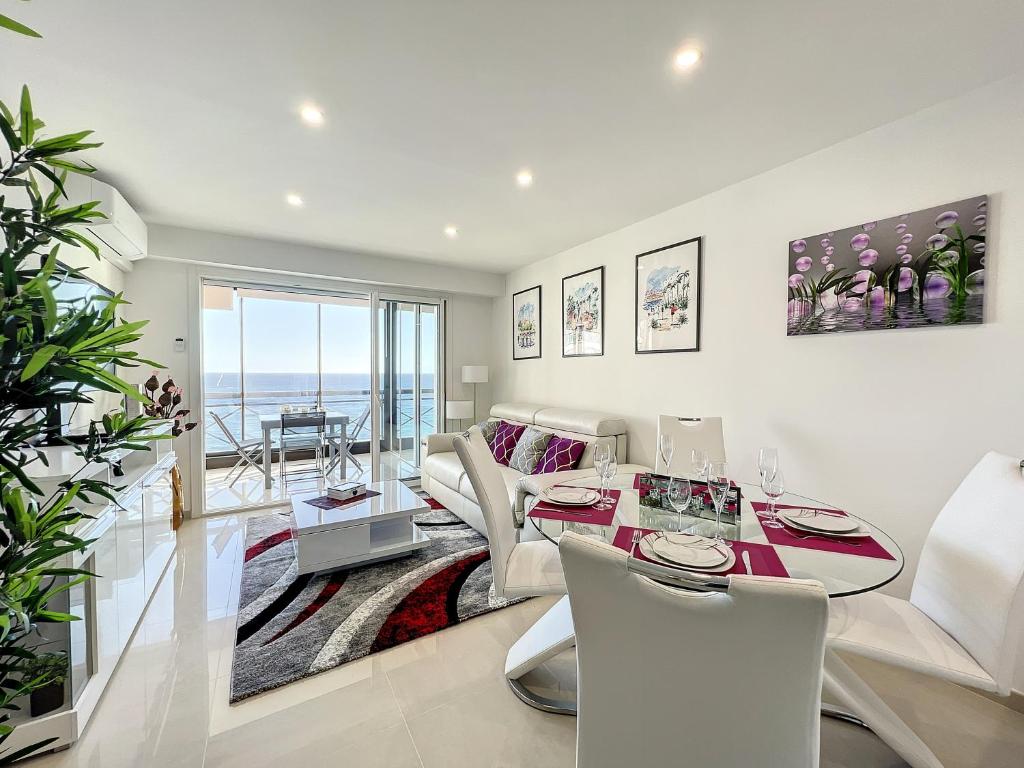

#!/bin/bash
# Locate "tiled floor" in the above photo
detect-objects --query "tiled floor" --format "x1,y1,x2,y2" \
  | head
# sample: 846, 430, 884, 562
204, 450, 419, 513
24, 510, 1024, 768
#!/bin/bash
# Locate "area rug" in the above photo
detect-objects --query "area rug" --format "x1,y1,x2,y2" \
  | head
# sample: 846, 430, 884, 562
230, 498, 522, 702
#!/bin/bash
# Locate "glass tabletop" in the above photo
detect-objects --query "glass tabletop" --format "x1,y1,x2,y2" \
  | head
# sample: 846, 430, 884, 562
528, 472, 904, 598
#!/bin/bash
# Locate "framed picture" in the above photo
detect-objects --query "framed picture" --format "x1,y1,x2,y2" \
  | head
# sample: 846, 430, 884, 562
635, 237, 703, 353
562, 266, 604, 357
787, 195, 987, 336
512, 285, 542, 359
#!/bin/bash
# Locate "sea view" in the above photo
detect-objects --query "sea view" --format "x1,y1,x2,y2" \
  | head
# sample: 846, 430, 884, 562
204, 372, 435, 454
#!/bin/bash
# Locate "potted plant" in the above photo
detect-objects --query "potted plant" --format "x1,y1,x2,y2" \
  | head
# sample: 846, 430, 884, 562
24, 655, 66, 718
141, 374, 197, 437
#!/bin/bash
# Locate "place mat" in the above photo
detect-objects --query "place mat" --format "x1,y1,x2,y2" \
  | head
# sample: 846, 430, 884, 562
303, 490, 381, 509
751, 502, 895, 561
612, 526, 789, 578
529, 489, 620, 526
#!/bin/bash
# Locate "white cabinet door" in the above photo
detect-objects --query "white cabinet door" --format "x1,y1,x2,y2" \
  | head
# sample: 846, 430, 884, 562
142, 470, 175, 597
115, 487, 146, 651
91, 512, 121, 681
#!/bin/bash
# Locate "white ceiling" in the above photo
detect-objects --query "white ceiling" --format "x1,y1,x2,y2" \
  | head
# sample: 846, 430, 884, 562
5, 1, 1024, 272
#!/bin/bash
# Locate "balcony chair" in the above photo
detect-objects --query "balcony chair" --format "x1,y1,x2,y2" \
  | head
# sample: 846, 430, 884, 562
210, 411, 263, 486
278, 411, 328, 484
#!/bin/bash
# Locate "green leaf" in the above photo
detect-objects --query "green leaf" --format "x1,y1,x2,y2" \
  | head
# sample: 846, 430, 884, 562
20, 344, 62, 380
0, 14, 42, 38
18, 86, 33, 144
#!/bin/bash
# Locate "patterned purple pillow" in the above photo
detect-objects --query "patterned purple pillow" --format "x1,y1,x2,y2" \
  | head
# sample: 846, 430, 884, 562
490, 420, 526, 466
533, 436, 587, 474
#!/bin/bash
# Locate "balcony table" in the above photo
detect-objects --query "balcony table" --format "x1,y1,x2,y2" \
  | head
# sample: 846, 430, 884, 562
259, 412, 350, 489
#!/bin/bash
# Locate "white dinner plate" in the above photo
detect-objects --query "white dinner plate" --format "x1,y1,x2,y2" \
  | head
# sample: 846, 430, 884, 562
782, 516, 873, 539
779, 508, 860, 534
541, 487, 601, 506
640, 533, 734, 571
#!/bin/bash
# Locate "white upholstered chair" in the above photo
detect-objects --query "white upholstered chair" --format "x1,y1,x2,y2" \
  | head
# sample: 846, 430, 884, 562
654, 415, 726, 474
560, 531, 829, 767
454, 428, 577, 711
825, 451, 1024, 768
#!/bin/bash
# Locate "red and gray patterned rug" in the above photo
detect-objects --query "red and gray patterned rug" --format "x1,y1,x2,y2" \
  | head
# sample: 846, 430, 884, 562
230, 498, 521, 702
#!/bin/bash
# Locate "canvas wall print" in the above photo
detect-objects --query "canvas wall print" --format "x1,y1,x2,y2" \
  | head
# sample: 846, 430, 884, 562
787, 195, 987, 336
562, 266, 604, 356
512, 285, 542, 359
635, 237, 702, 353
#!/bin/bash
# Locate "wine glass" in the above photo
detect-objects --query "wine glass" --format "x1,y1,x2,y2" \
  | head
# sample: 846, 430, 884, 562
667, 477, 692, 533
593, 439, 613, 508
757, 447, 779, 484
708, 460, 731, 547
690, 449, 709, 512
658, 433, 675, 476
598, 447, 618, 509
761, 469, 785, 528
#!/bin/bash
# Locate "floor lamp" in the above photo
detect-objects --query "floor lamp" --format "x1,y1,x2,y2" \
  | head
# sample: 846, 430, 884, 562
461, 365, 489, 422
446, 400, 474, 431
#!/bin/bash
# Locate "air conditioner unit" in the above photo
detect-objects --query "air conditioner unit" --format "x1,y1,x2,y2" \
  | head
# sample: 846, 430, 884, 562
64, 175, 148, 266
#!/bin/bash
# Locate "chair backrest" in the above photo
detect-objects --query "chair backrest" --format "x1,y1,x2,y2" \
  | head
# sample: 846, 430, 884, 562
347, 405, 371, 443
210, 411, 244, 449
910, 451, 1024, 694
560, 532, 828, 768
454, 428, 518, 598
281, 411, 326, 436
655, 415, 726, 474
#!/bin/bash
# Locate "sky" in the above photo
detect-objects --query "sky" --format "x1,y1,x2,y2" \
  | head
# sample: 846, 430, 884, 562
202, 291, 435, 376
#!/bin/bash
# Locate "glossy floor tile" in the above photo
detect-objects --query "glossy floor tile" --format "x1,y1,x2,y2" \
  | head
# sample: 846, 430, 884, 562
22, 511, 1024, 768
204, 450, 418, 513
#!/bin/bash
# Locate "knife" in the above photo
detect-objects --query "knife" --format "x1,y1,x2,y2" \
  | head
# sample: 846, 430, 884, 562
741, 550, 753, 575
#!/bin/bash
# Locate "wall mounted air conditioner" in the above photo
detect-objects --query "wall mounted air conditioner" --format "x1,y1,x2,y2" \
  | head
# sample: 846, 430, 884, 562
64, 175, 148, 267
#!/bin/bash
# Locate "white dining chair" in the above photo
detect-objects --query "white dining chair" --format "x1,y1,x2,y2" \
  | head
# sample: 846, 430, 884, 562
560, 531, 829, 767
210, 411, 263, 486
654, 414, 726, 474
825, 451, 1024, 768
454, 428, 576, 711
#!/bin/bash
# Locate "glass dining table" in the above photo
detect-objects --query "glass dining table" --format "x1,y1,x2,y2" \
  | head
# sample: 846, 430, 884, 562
527, 471, 904, 598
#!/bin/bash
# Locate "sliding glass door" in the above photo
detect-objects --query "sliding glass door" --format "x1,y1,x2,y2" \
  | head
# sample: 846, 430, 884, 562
201, 281, 443, 512
375, 297, 443, 482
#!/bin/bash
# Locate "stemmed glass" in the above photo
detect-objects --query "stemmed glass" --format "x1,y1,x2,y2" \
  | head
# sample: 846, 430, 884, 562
690, 449, 709, 512
667, 477, 692, 533
761, 469, 785, 528
658, 433, 675, 475
598, 447, 618, 510
708, 461, 732, 547
594, 441, 612, 509
757, 447, 779, 485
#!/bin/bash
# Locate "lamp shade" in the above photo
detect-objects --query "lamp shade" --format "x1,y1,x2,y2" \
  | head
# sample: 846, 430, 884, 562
462, 365, 489, 384
446, 400, 475, 420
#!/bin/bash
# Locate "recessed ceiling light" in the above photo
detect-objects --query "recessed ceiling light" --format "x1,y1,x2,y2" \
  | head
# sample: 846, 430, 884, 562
516, 169, 534, 188
444, 225, 459, 239
286, 193, 304, 207
674, 47, 702, 71
299, 103, 324, 126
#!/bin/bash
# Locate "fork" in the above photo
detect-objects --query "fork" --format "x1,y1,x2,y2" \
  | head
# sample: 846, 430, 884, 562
630, 529, 642, 556
790, 532, 861, 547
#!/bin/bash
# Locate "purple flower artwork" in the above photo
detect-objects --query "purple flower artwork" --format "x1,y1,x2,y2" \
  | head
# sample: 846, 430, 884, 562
787, 195, 987, 336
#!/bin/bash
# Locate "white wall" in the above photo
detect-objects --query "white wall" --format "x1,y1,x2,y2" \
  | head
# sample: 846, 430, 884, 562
123, 233, 499, 515
494, 74, 1024, 611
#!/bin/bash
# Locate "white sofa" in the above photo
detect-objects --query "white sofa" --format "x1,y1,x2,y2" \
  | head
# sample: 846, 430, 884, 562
422, 402, 650, 540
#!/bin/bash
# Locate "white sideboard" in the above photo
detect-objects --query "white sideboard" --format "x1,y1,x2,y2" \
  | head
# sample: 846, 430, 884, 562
6, 432, 179, 756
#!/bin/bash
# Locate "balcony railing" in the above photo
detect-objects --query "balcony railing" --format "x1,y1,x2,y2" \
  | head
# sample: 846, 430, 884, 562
203, 387, 435, 456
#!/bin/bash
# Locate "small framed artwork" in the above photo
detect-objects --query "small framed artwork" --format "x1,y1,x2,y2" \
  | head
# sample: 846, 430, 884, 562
512, 285, 542, 359
562, 266, 604, 357
635, 237, 703, 353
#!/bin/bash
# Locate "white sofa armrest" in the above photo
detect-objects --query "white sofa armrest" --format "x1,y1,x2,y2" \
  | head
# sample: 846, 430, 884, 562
425, 431, 464, 458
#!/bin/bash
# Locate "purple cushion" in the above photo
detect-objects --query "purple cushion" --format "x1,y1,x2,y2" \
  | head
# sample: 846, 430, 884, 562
490, 421, 526, 466
533, 436, 587, 474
